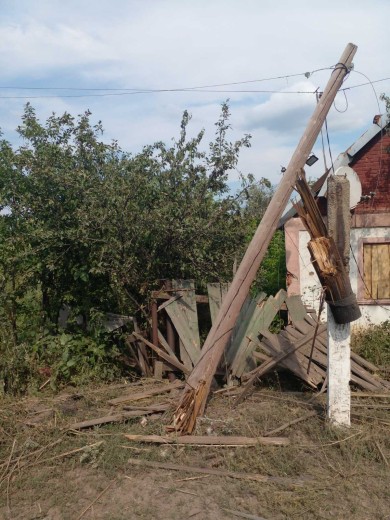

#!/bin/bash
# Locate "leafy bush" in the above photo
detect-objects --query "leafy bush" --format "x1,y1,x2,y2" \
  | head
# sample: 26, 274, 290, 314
0, 331, 122, 395
0, 101, 287, 393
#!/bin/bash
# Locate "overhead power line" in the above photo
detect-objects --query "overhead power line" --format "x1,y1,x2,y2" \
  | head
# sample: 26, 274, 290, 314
0, 66, 333, 91
0, 76, 388, 100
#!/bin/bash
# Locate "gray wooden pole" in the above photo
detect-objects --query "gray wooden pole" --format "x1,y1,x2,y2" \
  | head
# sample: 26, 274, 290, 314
172, 43, 358, 433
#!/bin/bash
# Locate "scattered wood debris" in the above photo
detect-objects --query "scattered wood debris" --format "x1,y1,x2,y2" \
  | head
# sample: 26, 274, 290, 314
116, 277, 388, 436
123, 434, 290, 446
107, 380, 184, 406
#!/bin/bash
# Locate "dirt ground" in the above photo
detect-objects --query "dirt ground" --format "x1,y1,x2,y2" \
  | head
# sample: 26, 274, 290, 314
1, 379, 389, 520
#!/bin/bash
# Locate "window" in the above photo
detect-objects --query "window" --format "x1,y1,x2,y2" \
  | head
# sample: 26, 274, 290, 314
363, 243, 390, 300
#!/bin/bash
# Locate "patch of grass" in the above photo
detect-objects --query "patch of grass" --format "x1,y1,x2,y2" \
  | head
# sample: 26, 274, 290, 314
352, 320, 390, 368
1, 385, 390, 520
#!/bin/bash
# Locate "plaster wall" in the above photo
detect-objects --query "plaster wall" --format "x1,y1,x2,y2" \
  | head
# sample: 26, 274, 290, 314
285, 217, 390, 328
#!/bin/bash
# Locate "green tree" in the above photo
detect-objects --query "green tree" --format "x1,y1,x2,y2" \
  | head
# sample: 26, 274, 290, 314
241, 177, 286, 295
0, 101, 257, 390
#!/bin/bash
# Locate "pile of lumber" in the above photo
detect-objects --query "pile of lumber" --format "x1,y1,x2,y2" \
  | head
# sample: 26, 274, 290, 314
124, 281, 388, 396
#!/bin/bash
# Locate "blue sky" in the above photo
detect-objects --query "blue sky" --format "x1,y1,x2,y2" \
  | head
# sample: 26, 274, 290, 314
0, 0, 389, 185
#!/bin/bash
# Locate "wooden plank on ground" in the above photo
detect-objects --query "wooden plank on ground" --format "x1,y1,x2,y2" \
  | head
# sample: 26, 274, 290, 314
236, 324, 327, 403
260, 331, 324, 387
124, 434, 290, 446
68, 407, 168, 430
107, 380, 184, 406
122, 403, 171, 412
263, 411, 317, 437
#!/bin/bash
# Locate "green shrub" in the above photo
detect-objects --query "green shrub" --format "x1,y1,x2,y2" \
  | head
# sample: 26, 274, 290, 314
0, 331, 123, 395
351, 321, 390, 367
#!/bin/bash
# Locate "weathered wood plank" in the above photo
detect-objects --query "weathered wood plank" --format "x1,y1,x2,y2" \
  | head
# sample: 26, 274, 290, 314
207, 282, 230, 324
124, 434, 290, 446
261, 331, 325, 386
68, 406, 168, 430
108, 380, 184, 406
133, 332, 190, 375
285, 294, 308, 322
230, 291, 281, 378
363, 244, 373, 299
286, 323, 386, 391
157, 329, 178, 360
377, 244, 390, 299
165, 280, 201, 368
236, 324, 328, 403
227, 297, 259, 369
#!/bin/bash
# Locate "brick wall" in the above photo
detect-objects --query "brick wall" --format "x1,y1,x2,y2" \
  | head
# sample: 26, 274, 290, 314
351, 130, 390, 214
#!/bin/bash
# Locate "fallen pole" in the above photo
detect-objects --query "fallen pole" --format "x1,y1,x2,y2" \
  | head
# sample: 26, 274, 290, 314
170, 43, 357, 434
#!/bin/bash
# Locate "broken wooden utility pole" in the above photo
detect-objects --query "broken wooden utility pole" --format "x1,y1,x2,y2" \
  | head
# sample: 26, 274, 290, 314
327, 175, 352, 427
169, 43, 358, 434
294, 170, 361, 325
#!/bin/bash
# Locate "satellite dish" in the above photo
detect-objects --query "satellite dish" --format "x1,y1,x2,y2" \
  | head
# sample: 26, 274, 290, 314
334, 166, 362, 209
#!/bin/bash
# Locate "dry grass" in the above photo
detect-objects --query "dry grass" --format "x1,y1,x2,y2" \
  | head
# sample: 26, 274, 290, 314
0, 382, 389, 520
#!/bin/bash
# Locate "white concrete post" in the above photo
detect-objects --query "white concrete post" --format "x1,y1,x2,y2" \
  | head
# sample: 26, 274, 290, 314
327, 310, 351, 426
327, 175, 351, 427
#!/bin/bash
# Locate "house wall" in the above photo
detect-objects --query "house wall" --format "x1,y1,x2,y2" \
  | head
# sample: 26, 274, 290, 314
351, 132, 390, 215
285, 216, 390, 328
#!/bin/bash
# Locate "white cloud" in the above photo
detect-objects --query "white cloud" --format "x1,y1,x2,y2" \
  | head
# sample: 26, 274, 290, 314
0, 0, 389, 184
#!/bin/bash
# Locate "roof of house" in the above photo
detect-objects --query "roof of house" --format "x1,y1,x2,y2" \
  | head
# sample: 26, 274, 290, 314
278, 114, 389, 228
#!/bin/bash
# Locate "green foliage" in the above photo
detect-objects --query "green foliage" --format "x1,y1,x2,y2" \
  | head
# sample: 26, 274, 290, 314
0, 327, 122, 395
0, 101, 260, 391
241, 179, 286, 295
351, 321, 390, 368
0, 100, 288, 393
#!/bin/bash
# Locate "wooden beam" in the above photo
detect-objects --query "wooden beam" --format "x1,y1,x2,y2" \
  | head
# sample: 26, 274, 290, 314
124, 434, 290, 446
170, 43, 358, 434
133, 332, 191, 375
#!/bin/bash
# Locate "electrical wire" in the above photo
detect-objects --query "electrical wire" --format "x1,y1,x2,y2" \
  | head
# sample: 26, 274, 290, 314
333, 90, 349, 113
0, 89, 321, 99
0, 67, 333, 91
0, 75, 388, 100
324, 117, 335, 173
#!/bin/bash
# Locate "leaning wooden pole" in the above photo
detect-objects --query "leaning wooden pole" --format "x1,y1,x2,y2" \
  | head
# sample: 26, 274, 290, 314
169, 43, 358, 434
